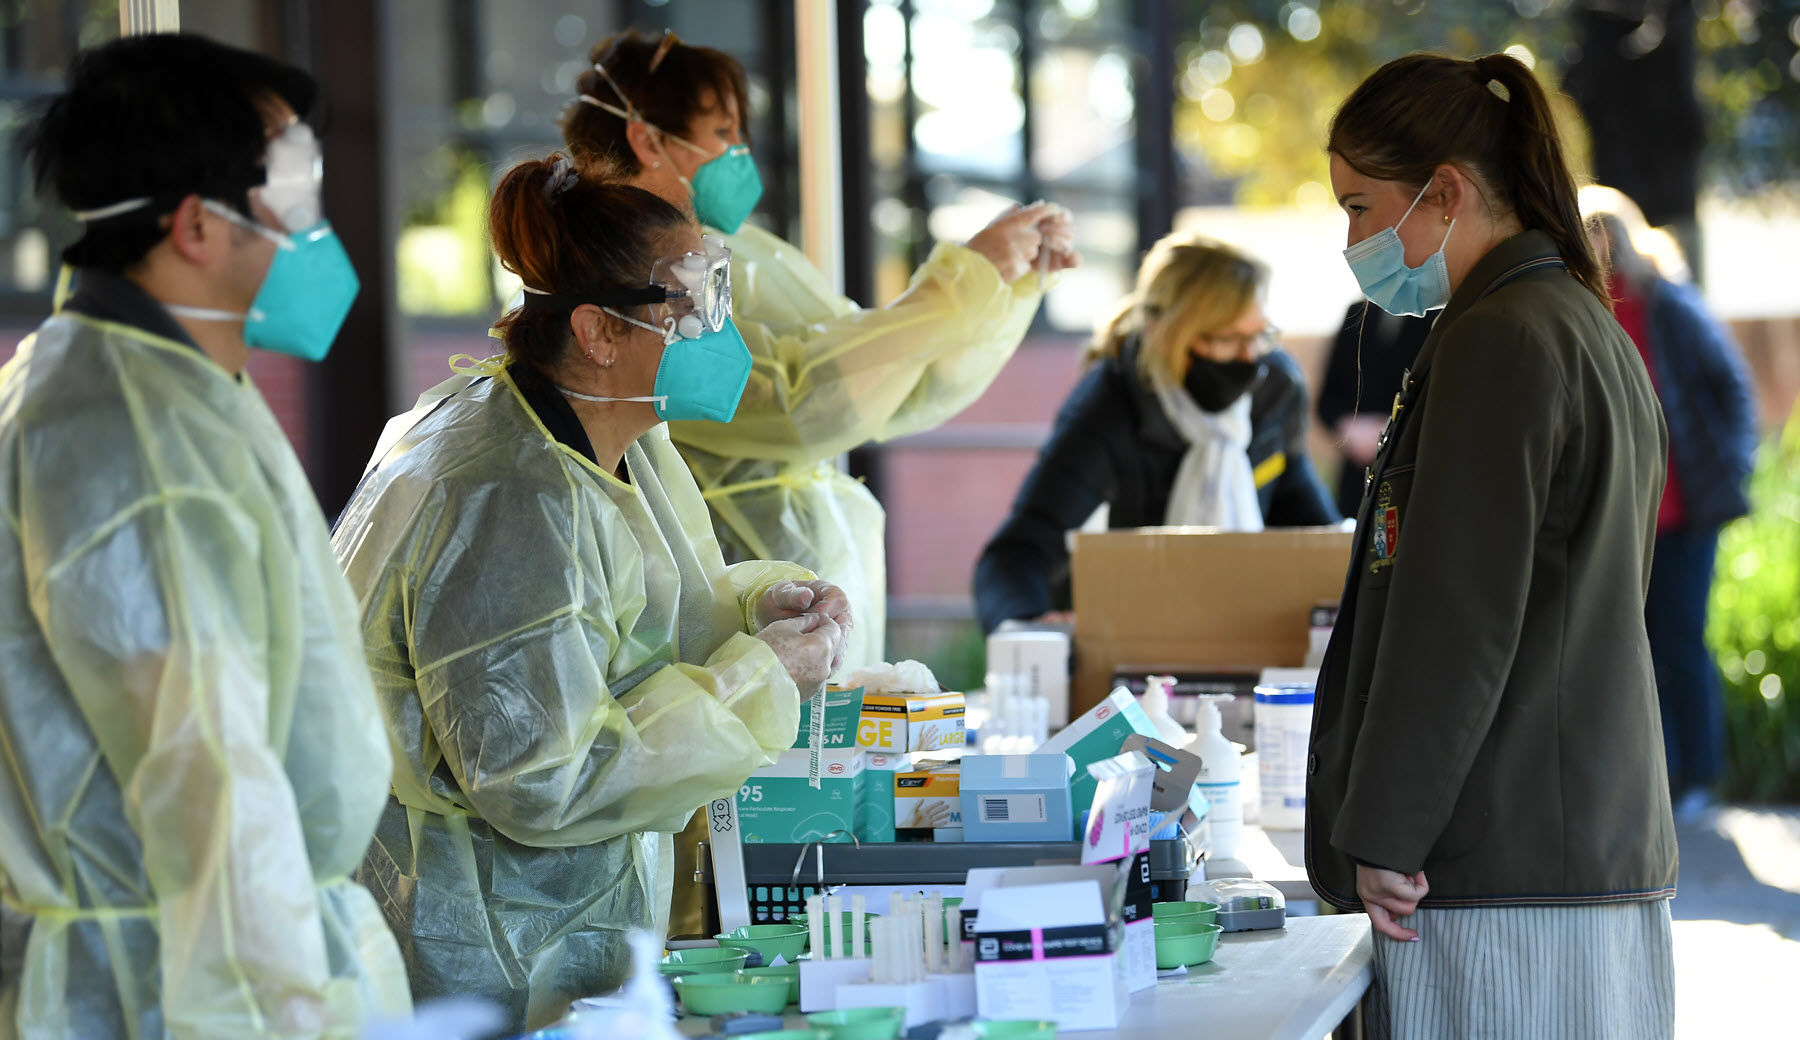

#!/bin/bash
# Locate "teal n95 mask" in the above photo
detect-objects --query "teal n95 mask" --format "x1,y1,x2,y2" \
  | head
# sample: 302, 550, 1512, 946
579, 64, 765, 233
520, 234, 753, 422
68, 122, 359, 361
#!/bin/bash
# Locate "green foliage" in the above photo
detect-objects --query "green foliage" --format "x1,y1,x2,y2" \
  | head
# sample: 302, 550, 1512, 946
1709, 407, 1800, 802
1170, 0, 1579, 207
1693, 0, 1800, 195
397, 150, 497, 317
1168, 0, 1800, 207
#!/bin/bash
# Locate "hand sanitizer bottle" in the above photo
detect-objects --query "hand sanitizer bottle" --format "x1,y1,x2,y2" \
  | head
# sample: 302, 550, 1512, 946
1139, 675, 1192, 748
1192, 694, 1243, 859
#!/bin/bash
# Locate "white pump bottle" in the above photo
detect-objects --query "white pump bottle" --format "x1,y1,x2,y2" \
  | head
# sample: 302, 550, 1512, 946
1192, 694, 1243, 859
1138, 674, 1193, 748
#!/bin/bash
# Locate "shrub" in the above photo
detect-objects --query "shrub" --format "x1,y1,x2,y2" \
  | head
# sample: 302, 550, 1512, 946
1708, 408, 1800, 802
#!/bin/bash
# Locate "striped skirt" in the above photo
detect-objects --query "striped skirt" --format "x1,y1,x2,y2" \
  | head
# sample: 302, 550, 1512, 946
1365, 899, 1674, 1040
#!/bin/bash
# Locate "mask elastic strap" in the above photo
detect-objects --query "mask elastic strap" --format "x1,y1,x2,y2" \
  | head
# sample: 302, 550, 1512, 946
603, 306, 681, 345
165, 303, 262, 324
71, 197, 152, 223
556, 384, 669, 410
581, 65, 718, 170
1395, 181, 1431, 230
202, 199, 295, 251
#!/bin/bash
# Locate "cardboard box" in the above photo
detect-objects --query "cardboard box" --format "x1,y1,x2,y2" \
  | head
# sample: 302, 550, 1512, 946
1081, 752, 1154, 866
1036, 688, 1160, 839
1071, 528, 1352, 714
859, 691, 966, 753
1119, 850, 1156, 993
986, 630, 1072, 728
960, 754, 1073, 843
895, 761, 962, 829
794, 684, 866, 749
737, 747, 865, 843
973, 876, 1131, 1031
857, 750, 905, 843
860, 750, 961, 842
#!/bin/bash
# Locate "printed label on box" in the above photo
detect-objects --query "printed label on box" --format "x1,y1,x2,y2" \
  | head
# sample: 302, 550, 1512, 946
895, 765, 961, 828
976, 794, 1048, 824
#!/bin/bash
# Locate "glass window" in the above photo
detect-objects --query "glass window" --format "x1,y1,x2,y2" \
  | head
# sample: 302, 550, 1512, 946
392, 0, 804, 396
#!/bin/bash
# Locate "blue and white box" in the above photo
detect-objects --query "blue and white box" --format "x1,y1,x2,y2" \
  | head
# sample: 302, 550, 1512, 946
959, 754, 1074, 843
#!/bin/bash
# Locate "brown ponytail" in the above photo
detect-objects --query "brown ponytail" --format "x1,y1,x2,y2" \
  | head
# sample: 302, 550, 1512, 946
564, 29, 751, 171
488, 153, 690, 373
1328, 52, 1607, 308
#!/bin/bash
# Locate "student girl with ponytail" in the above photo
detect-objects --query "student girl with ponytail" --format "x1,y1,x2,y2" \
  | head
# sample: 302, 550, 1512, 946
1306, 54, 1676, 1039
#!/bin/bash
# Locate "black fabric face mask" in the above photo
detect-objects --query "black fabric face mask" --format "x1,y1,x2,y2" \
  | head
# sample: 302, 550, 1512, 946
1183, 357, 1262, 412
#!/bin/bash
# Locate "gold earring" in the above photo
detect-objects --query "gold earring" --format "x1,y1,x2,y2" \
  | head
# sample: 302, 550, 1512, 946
602, 355, 615, 368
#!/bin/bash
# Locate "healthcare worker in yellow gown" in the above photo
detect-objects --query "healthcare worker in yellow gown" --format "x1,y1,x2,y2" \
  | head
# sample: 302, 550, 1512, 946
0, 35, 408, 1039
333, 155, 850, 1032
565, 29, 1082, 674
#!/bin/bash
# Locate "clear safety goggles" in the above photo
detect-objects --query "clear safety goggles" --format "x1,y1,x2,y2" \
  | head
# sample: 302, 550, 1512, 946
521, 234, 732, 338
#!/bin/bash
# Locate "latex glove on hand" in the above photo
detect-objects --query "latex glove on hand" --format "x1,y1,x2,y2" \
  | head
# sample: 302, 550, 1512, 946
756, 578, 852, 628
755, 612, 846, 692
1031, 205, 1081, 274
965, 201, 1053, 283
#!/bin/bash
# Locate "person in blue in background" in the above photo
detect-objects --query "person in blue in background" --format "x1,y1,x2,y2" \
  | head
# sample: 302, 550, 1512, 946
1581, 185, 1759, 821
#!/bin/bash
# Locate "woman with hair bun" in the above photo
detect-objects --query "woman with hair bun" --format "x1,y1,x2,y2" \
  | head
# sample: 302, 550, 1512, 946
1307, 53, 1676, 1038
332, 154, 849, 1031
564, 29, 1078, 675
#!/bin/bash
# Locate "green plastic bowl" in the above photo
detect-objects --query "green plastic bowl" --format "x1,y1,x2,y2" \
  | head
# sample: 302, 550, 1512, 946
1151, 900, 1220, 926
659, 946, 750, 976
737, 963, 801, 1004
717, 924, 810, 964
805, 1005, 906, 1040
1154, 921, 1223, 969
671, 972, 792, 1016
1154, 916, 1218, 938
972, 1019, 1059, 1038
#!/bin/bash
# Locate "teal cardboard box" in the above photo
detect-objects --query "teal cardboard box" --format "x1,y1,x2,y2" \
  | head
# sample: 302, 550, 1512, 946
857, 749, 909, 844
737, 747, 866, 843
1036, 688, 1160, 840
794, 685, 867, 750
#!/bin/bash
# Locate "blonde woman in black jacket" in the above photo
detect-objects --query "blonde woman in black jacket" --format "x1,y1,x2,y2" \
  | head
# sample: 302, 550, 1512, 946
974, 233, 1337, 633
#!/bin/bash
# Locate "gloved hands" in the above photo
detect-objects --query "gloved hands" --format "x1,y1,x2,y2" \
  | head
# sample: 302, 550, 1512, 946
966, 201, 1080, 282
757, 580, 853, 646
755, 613, 846, 691
1032, 204, 1080, 274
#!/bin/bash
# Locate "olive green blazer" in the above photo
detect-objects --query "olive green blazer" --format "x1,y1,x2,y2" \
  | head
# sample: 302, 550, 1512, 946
1306, 230, 1678, 909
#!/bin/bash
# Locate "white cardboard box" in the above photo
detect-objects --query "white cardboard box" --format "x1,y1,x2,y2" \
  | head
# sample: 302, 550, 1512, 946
987, 629, 1072, 728
973, 879, 1130, 1031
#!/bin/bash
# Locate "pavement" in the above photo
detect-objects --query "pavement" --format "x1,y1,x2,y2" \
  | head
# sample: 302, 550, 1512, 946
1670, 805, 1800, 1037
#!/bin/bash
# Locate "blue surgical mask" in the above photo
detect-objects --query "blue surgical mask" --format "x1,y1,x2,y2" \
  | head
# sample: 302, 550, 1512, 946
1343, 183, 1455, 318
561, 310, 753, 423
156, 201, 360, 362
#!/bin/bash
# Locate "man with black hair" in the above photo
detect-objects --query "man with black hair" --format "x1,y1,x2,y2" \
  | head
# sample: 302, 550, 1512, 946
0, 32, 409, 1038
